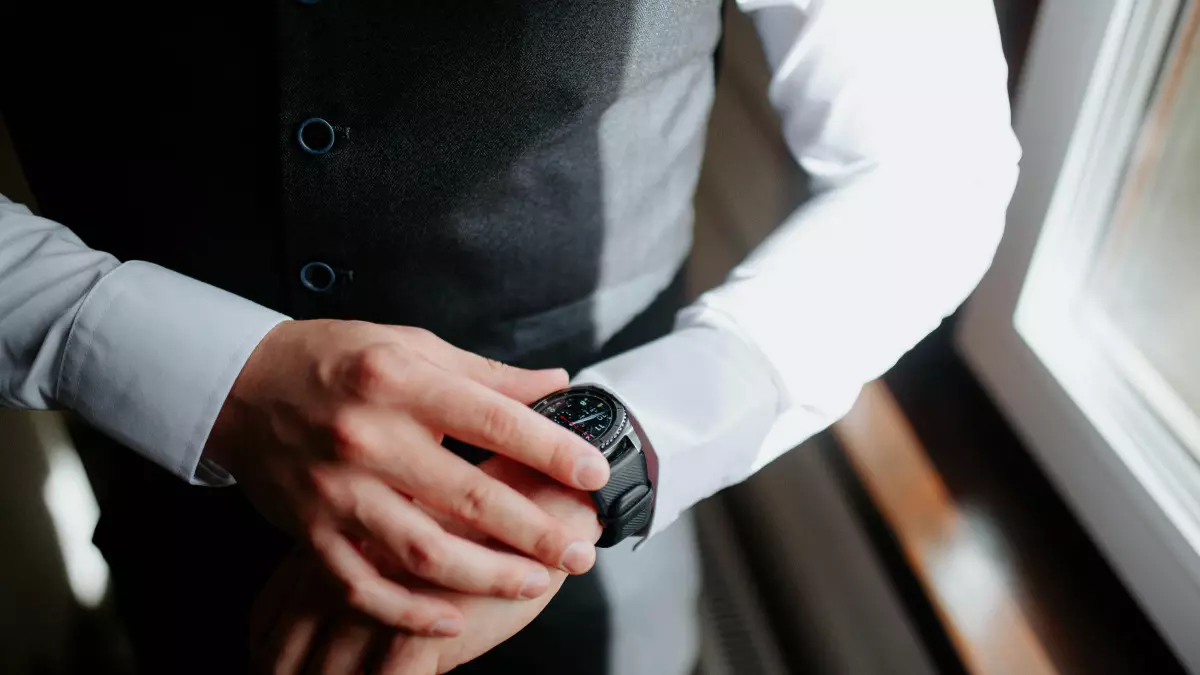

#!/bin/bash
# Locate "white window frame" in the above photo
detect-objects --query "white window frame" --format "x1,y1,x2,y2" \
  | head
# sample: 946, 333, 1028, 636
957, 0, 1200, 670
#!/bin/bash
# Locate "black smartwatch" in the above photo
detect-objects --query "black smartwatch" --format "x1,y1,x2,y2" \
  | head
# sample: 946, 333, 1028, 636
531, 384, 654, 548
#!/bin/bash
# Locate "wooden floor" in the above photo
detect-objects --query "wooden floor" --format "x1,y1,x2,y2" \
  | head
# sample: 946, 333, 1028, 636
836, 381, 1059, 675
832, 326, 1188, 675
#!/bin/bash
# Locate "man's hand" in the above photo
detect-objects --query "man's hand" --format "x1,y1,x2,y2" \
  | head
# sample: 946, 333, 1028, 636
204, 319, 610, 636
250, 457, 603, 675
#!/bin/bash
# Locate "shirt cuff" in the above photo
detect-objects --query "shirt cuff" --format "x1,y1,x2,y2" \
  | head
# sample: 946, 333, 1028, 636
56, 261, 289, 485
573, 323, 782, 540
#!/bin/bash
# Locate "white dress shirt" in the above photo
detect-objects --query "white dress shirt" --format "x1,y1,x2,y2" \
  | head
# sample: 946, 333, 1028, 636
0, 0, 1019, 538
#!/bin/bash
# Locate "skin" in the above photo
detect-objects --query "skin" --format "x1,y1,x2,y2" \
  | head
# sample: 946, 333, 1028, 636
250, 457, 603, 675
204, 319, 610, 636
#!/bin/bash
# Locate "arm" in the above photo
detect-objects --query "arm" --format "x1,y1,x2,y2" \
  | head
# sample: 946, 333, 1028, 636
575, 0, 1022, 536
0, 194, 606, 632
0, 194, 286, 484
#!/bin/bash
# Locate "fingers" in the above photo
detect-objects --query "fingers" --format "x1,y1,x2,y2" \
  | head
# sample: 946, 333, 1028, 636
394, 326, 569, 403
272, 612, 323, 675
478, 458, 604, 543
379, 635, 440, 675
306, 611, 376, 675
350, 477, 557, 596
323, 332, 602, 577
309, 523, 464, 635
339, 417, 594, 575
251, 550, 306, 648
257, 563, 322, 675
407, 456, 596, 574
331, 345, 605, 491
408, 364, 609, 491
438, 352, 567, 405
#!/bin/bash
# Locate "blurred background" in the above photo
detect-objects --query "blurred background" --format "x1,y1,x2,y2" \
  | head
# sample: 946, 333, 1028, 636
3, 0, 1200, 673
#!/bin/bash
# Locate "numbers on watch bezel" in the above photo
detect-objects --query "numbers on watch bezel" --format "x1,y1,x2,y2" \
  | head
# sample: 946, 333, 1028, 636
532, 386, 629, 456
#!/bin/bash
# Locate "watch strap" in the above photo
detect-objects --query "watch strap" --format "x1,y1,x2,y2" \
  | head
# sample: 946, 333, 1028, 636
591, 435, 653, 548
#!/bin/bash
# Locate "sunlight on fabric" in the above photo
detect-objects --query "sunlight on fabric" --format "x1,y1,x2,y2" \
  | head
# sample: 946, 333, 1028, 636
38, 417, 109, 609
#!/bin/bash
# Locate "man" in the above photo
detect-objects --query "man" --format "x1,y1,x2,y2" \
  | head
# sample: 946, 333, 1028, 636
0, 0, 1019, 672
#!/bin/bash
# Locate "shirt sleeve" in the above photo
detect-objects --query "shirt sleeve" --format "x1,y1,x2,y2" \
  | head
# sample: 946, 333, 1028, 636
574, 0, 1022, 537
0, 194, 289, 485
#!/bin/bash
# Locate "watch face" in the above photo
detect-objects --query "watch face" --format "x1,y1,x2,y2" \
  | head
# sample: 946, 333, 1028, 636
537, 392, 616, 443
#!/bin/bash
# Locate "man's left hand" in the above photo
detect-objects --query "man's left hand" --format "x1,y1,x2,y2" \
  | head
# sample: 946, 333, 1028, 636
251, 456, 602, 675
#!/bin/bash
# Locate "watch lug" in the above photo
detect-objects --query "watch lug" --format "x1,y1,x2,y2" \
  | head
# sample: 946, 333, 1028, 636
626, 424, 642, 453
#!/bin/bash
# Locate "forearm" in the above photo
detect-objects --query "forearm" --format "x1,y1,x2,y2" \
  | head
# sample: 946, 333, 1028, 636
577, 0, 1020, 539
694, 0, 1021, 464
0, 193, 288, 482
0, 194, 118, 408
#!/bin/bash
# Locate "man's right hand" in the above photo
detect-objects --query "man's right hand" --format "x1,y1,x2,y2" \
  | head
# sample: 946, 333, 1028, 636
201, 319, 610, 637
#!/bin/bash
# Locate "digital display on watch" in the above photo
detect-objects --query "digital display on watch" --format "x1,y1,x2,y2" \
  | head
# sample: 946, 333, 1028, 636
537, 392, 615, 442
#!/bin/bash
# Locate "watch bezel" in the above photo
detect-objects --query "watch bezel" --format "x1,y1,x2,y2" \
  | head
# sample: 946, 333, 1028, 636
532, 385, 629, 457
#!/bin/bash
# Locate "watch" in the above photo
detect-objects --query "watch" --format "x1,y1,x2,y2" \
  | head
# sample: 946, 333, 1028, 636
531, 384, 655, 548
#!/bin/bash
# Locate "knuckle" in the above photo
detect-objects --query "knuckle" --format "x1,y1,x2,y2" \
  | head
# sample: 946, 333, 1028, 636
345, 582, 373, 613
453, 481, 492, 525
396, 325, 436, 345
344, 344, 398, 399
493, 567, 529, 598
478, 403, 517, 447
350, 487, 377, 530
328, 412, 374, 464
547, 438, 578, 478
395, 607, 427, 631
532, 526, 566, 564
307, 522, 334, 554
403, 536, 446, 580
308, 464, 343, 505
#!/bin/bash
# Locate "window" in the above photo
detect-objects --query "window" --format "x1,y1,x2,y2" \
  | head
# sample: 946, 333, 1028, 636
957, 0, 1200, 671
1083, 21, 1200, 456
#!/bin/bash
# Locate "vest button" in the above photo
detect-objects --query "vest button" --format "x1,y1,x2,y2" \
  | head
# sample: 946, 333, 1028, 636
297, 117, 335, 155
299, 262, 337, 292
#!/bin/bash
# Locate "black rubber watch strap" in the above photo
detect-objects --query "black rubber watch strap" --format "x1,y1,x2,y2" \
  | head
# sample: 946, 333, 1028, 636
591, 436, 653, 548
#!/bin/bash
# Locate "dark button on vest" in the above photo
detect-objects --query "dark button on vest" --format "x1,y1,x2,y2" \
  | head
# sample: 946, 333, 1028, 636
297, 117, 335, 155
299, 261, 337, 292
5, 0, 723, 362
3, 2, 724, 673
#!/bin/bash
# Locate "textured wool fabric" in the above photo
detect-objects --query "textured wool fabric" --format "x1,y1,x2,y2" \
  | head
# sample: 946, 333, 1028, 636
6, 0, 720, 364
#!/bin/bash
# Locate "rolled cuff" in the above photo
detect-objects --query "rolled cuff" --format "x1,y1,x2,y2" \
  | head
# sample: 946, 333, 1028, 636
573, 324, 782, 542
57, 261, 288, 485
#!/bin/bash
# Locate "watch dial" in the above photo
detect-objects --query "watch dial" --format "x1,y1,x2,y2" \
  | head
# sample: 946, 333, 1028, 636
539, 393, 615, 442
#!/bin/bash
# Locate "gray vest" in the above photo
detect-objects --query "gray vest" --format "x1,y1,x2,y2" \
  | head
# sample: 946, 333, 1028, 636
5, 0, 723, 369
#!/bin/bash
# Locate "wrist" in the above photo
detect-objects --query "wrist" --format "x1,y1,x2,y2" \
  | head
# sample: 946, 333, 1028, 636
531, 383, 654, 547
201, 391, 240, 471
201, 319, 292, 473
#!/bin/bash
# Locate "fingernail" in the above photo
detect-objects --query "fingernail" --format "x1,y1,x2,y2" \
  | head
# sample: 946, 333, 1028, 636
560, 541, 594, 574
573, 456, 609, 489
519, 569, 551, 598
431, 618, 462, 637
